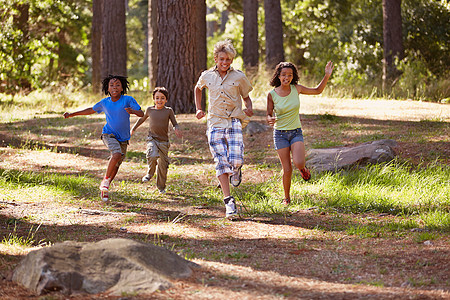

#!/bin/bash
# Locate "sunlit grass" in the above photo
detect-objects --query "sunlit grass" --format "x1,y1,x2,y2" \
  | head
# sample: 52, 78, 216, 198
0, 168, 100, 203
233, 160, 449, 231
1, 222, 43, 248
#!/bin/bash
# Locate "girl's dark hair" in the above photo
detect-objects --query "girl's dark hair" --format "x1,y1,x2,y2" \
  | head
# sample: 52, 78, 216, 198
152, 86, 169, 101
101, 75, 129, 95
269, 62, 299, 87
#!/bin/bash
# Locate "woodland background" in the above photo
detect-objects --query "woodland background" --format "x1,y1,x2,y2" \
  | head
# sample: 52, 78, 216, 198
1, 0, 449, 112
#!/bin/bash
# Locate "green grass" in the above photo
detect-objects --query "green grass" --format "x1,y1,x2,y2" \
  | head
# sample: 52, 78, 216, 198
1, 157, 448, 232
232, 160, 450, 231
1, 222, 43, 248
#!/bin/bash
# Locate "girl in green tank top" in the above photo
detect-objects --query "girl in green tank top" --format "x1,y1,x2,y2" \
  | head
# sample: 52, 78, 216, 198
266, 61, 334, 205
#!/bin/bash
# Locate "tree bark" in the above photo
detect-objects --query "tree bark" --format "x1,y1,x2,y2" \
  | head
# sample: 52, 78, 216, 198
264, 0, 284, 69
220, 10, 229, 32
91, 0, 102, 94
382, 0, 404, 92
195, 0, 207, 111
148, 0, 158, 89
156, 0, 201, 113
13, 2, 31, 92
101, 0, 127, 78
243, 0, 259, 70
206, 6, 218, 37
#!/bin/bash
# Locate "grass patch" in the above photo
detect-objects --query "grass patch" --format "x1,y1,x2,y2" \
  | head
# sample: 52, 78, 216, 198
0, 168, 100, 202
231, 160, 449, 231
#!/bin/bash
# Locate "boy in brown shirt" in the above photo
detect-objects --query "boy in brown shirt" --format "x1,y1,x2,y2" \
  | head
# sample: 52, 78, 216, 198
131, 87, 182, 194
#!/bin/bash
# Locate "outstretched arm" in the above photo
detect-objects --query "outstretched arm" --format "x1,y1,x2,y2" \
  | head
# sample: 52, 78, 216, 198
297, 61, 334, 95
130, 109, 149, 136
63, 107, 95, 118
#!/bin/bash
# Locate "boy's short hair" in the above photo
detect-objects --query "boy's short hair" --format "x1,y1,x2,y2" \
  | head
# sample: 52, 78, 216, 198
102, 75, 129, 95
152, 86, 169, 101
213, 40, 236, 60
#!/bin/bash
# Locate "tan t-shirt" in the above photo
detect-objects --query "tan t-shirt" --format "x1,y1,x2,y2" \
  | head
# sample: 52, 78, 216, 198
147, 106, 178, 142
196, 66, 253, 128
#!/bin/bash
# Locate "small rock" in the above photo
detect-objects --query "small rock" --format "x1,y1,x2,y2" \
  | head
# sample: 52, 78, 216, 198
401, 281, 412, 288
423, 240, 432, 246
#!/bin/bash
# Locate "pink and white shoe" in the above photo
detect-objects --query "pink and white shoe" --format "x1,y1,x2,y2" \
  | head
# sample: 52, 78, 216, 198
101, 190, 109, 202
100, 178, 110, 191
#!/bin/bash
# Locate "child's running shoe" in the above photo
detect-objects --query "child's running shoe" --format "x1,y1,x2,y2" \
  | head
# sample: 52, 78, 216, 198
142, 174, 151, 182
101, 190, 109, 202
100, 178, 110, 191
224, 196, 238, 219
282, 198, 291, 205
300, 167, 311, 181
230, 167, 242, 187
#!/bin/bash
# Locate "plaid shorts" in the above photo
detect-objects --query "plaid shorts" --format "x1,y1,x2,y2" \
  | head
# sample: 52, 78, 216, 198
207, 118, 244, 177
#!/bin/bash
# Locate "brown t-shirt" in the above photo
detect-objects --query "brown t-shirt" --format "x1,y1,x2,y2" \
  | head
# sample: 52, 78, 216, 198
147, 106, 178, 142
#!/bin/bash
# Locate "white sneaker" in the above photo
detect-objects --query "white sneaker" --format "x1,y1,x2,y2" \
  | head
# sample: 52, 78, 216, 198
100, 178, 110, 191
224, 196, 237, 218
142, 174, 151, 182
230, 167, 242, 187
101, 190, 109, 202
159, 188, 166, 194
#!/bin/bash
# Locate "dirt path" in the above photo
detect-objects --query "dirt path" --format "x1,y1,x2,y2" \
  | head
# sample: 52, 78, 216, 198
0, 98, 449, 299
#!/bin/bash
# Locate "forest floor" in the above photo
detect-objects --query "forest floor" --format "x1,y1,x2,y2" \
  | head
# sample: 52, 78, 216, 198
0, 97, 449, 299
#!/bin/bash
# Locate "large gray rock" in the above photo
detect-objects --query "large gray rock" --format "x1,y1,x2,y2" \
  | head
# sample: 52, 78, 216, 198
307, 139, 399, 172
12, 238, 199, 296
243, 121, 270, 136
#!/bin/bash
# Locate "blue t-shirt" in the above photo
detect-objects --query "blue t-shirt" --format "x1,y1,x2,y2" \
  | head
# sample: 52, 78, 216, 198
93, 95, 141, 142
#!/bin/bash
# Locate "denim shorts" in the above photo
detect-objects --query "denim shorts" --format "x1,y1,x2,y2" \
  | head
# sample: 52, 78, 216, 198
273, 128, 304, 150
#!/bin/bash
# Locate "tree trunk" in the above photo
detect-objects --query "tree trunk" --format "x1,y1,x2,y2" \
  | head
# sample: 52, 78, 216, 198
13, 2, 31, 92
243, 0, 259, 70
206, 6, 218, 37
264, 0, 284, 68
92, 0, 102, 94
101, 0, 127, 78
195, 0, 207, 111
148, 0, 158, 89
156, 0, 199, 114
220, 10, 229, 32
382, 0, 404, 92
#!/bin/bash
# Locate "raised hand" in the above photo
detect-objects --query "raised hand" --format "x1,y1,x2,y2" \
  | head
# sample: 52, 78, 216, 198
325, 61, 334, 76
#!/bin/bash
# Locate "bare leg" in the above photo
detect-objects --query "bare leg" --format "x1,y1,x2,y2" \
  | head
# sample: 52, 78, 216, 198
291, 141, 306, 171
218, 173, 231, 198
276, 147, 293, 200
105, 152, 122, 181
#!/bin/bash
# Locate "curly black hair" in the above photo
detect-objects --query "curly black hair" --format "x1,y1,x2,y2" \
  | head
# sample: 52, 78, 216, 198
101, 74, 129, 96
269, 62, 299, 87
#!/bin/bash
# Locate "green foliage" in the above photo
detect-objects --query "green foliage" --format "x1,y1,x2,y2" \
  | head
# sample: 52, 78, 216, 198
279, 0, 448, 101
402, 0, 450, 77
0, 0, 91, 94
127, 0, 149, 83
2, 0, 448, 102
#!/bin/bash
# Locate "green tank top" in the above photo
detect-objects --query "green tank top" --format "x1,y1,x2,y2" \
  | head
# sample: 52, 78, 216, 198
270, 85, 301, 130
